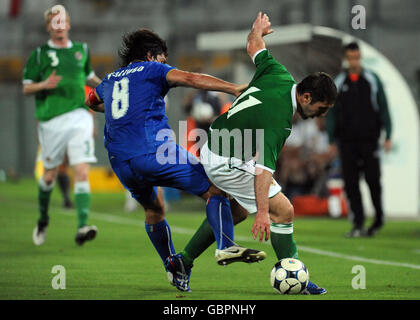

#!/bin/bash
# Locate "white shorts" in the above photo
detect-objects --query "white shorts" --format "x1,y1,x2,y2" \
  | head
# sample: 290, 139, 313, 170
200, 142, 281, 214
38, 108, 97, 169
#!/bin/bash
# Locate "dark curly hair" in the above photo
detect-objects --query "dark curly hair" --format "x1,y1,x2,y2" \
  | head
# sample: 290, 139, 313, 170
296, 72, 337, 105
118, 28, 168, 67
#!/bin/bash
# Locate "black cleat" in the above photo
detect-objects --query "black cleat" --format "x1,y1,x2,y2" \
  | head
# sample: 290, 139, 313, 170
33, 221, 48, 246
367, 221, 383, 237
215, 245, 267, 266
75, 226, 98, 246
345, 227, 367, 238
63, 199, 74, 209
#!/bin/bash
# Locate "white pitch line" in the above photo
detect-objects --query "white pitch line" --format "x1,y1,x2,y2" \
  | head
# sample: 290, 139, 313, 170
57, 208, 420, 270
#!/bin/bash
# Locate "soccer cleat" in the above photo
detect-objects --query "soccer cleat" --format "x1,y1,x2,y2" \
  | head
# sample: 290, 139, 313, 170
63, 199, 74, 209
75, 225, 98, 246
32, 221, 48, 246
165, 254, 192, 292
345, 227, 367, 238
302, 281, 327, 295
215, 245, 267, 266
366, 220, 383, 237
165, 267, 175, 287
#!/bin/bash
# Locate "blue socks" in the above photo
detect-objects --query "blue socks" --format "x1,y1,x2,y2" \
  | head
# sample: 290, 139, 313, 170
145, 219, 175, 264
145, 196, 234, 265
206, 195, 235, 250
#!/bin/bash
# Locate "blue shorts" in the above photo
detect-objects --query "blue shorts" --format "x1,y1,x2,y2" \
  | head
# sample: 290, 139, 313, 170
109, 143, 210, 208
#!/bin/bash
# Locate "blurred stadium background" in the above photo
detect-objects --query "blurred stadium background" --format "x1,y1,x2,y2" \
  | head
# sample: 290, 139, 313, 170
1, 0, 420, 301
1, 0, 419, 217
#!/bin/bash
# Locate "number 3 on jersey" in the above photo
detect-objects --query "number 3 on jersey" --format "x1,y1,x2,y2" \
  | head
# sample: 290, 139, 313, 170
47, 51, 59, 67
112, 77, 129, 119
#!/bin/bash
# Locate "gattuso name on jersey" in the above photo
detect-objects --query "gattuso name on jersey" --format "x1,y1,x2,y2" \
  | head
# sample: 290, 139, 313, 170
107, 66, 144, 79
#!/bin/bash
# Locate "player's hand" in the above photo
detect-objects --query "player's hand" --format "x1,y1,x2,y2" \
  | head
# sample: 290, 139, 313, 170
234, 83, 248, 97
251, 211, 271, 242
42, 70, 62, 90
252, 12, 274, 37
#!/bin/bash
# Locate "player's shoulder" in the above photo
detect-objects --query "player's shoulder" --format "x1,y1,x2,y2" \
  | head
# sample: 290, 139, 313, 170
71, 41, 90, 52
26, 44, 46, 63
253, 50, 294, 81
35, 43, 50, 53
71, 41, 86, 48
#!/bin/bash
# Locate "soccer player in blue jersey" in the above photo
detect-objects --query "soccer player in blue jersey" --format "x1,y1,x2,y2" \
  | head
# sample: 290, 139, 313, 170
85, 29, 266, 292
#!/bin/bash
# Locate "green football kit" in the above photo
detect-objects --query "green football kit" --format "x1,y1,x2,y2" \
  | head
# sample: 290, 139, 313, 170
23, 40, 94, 121
180, 49, 299, 270
23, 40, 96, 232
208, 49, 297, 173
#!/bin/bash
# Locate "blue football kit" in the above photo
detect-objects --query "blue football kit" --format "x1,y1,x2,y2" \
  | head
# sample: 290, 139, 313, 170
95, 60, 234, 271
95, 61, 210, 205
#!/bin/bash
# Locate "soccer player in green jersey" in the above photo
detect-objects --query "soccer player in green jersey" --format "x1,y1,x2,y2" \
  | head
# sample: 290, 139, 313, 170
171, 12, 337, 294
23, 5, 102, 246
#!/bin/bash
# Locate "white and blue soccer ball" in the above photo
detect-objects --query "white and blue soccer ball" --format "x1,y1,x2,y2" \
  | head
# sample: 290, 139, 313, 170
270, 258, 309, 294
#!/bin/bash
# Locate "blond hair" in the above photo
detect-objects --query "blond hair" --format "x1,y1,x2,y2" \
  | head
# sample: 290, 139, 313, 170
44, 4, 70, 24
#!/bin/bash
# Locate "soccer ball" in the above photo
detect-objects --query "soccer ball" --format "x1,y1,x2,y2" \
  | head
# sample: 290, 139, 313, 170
270, 258, 309, 294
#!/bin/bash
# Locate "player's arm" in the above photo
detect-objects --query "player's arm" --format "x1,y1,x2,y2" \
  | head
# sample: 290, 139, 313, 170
246, 12, 274, 61
84, 89, 104, 113
252, 167, 272, 242
166, 69, 246, 97
23, 70, 62, 95
86, 74, 102, 88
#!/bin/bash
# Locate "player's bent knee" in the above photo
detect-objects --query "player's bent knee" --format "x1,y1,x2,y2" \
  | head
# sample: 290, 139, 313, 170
270, 203, 294, 224
206, 184, 226, 197
74, 164, 90, 182
42, 168, 57, 185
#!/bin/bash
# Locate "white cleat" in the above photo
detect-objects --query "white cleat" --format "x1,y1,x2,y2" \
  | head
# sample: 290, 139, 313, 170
75, 225, 98, 246
215, 245, 267, 266
32, 222, 48, 246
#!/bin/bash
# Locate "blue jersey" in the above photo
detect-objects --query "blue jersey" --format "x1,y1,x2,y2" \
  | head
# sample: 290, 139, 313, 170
95, 61, 175, 160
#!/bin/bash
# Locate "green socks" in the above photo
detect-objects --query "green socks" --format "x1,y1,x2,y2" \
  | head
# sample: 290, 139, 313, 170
74, 181, 91, 229
180, 220, 299, 266
38, 179, 54, 225
38, 179, 91, 229
181, 218, 215, 267
270, 222, 298, 259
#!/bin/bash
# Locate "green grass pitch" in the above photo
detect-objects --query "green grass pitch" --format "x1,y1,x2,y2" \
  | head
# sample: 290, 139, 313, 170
0, 178, 419, 300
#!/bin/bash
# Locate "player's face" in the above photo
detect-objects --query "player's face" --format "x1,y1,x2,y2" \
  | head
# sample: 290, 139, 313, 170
46, 14, 70, 40
345, 49, 361, 72
297, 94, 333, 119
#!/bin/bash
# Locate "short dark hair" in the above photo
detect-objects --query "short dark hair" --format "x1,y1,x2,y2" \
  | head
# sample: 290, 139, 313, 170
296, 72, 337, 105
343, 41, 360, 52
118, 28, 168, 67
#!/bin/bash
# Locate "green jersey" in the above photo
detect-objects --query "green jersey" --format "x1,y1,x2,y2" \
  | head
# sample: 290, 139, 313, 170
23, 40, 94, 121
208, 49, 297, 172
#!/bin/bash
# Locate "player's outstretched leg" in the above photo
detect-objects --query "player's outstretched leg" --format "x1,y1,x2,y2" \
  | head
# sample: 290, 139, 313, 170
73, 164, 97, 246
33, 171, 55, 246
270, 192, 326, 295
203, 189, 266, 266
140, 187, 178, 286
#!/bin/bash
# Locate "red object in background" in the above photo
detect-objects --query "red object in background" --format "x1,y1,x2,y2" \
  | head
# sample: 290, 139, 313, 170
349, 73, 360, 82
221, 102, 232, 114
9, 0, 21, 18
293, 195, 329, 216
292, 195, 348, 217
